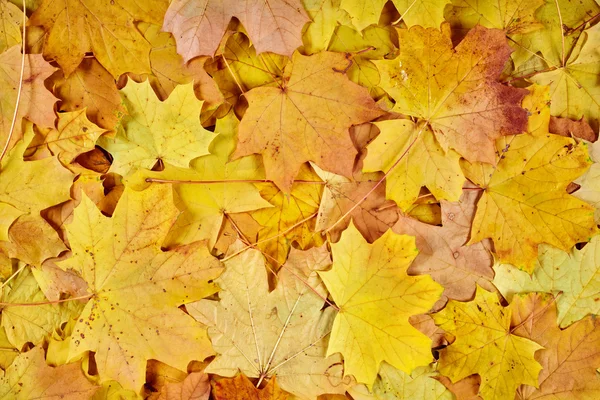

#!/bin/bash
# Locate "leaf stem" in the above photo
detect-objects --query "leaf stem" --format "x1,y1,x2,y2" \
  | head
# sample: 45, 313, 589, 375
0, 0, 27, 164
145, 177, 326, 185
553, 0, 566, 66
0, 293, 93, 308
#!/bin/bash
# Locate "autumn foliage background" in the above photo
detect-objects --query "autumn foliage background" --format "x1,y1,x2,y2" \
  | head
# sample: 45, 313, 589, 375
0, 0, 599, 399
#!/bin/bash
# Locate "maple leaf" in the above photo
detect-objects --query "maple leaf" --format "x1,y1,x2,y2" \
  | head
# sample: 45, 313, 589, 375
530, 23, 600, 132
348, 363, 454, 400
51, 58, 126, 132
340, 0, 451, 31
574, 139, 600, 222
188, 244, 349, 399
312, 163, 398, 244
98, 79, 216, 177
130, 23, 224, 112
29, 0, 168, 77
163, 0, 309, 61
444, 0, 544, 35
0, 347, 99, 399
236, 163, 325, 266
58, 184, 223, 391
462, 130, 597, 271
302, 0, 351, 54
510, 292, 600, 399
327, 24, 397, 89
149, 371, 211, 400
319, 222, 443, 385
142, 112, 272, 249
493, 235, 600, 328
0, 122, 74, 244
232, 51, 383, 192
32, 109, 107, 163
214, 374, 289, 400
509, 0, 599, 68
2, 214, 67, 267
433, 287, 543, 400
364, 119, 464, 210
205, 32, 288, 111
0, 45, 58, 152
1, 266, 82, 349
393, 186, 494, 301
0, 0, 22, 53
375, 24, 528, 164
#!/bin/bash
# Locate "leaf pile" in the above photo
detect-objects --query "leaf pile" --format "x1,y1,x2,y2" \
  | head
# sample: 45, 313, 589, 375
0, 0, 599, 399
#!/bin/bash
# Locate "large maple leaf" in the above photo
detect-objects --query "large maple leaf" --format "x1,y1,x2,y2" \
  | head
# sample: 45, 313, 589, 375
98, 79, 216, 177
319, 222, 443, 385
494, 235, 600, 328
510, 292, 600, 399
233, 51, 383, 192
163, 0, 309, 62
58, 184, 223, 391
29, 0, 167, 77
375, 24, 528, 164
188, 245, 349, 399
462, 131, 597, 272
433, 287, 543, 400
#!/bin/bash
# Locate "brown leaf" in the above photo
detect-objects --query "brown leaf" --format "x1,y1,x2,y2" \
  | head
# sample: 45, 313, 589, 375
549, 116, 597, 142
214, 375, 289, 400
393, 186, 494, 301
149, 371, 210, 400
510, 292, 600, 399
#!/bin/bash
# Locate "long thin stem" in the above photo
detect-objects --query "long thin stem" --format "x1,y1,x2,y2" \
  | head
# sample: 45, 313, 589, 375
0, 0, 27, 164
0, 294, 94, 307
222, 54, 246, 94
146, 177, 326, 185
324, 124, 424, 234
0, 263, 26, 289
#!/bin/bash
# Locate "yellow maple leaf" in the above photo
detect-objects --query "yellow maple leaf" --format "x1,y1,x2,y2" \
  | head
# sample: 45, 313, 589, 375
375, 24, 528, 164
29, 0, 167, 77
0, 1, 22, 53
32, 109, 107, 164
232, 51, 383, 192
319, 222, 443, 385
0, 122, 74, 242
462, 131, 597, 271
241, 164, 325, 266
363, 119, 464, 210
444, 0, 544, 35
99, 80, 216, 177
59, 184, 223, 391
340, 0, 450, 31
0, 347, 99, 399
530, 23, 600, 132
494, 235, 600, 328
433, 287, 543, 400
348, 363, 454, 400
142, 112, 272, 249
